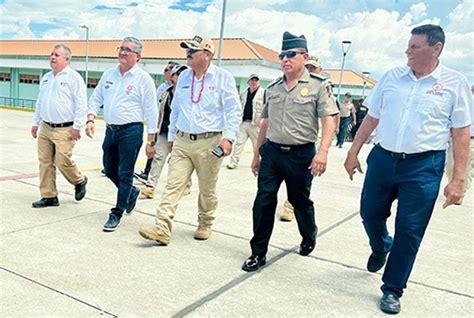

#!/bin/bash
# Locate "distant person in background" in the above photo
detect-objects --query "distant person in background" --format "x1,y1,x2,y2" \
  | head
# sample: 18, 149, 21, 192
135, 61, 179, 183
336, 92, 356, 148
141, 64, 191, 199
226, 73, 265, 170
31, 44, 88, 208
350, 98, 368, 139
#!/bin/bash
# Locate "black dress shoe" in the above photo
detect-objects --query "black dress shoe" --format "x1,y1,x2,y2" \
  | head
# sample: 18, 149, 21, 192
103, 214, 121, 232
32, 197, 59, 208
125, 186, 141, 215
241, 255, 266, 272
75, 176, 88, 201
299, 239, 316, 256
134, 172, 148, 184
367, 252, 388, 273
380, 294, 401, 314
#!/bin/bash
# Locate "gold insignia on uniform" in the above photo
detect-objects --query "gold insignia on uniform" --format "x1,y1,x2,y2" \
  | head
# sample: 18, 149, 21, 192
300, 87, 309, 97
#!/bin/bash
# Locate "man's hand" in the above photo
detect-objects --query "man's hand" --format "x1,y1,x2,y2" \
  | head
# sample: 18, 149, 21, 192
72, 128, 81, 141
146, 144, 155, 159
31, 126, 38, 138
167, 142, 173, 154
344, 151, 363, 181
308, 150, 328, 177
442, 179, 464, 208
85, 122, 95, 138
251, 154, 260, 176
218, 138, 233, 156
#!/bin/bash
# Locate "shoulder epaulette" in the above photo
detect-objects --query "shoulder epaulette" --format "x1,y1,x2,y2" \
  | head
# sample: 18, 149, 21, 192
266, 76, 283, 89
309, 73, 327, 81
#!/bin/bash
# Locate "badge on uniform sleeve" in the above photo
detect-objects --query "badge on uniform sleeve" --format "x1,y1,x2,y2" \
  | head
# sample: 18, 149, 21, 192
326, 85, 333, 98
300, 87, 309, 97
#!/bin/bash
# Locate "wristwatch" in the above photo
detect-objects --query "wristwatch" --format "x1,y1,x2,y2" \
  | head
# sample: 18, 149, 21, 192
146, 140, 156, 146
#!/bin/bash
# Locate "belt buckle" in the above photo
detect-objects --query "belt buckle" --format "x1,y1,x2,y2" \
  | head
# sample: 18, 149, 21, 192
190, 134, 197, 141
280, 146, 291, 152
402, 153, 406, 159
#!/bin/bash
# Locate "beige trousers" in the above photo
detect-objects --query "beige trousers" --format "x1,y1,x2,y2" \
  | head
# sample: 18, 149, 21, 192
146, 133, 170, 188
229, 121, 258, 165
155, 133, 223, 236
37, 122, 84, 198
445, 138, 473, 192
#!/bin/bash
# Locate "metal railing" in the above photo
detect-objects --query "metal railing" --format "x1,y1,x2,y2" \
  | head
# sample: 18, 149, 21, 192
0, 96, 36, 110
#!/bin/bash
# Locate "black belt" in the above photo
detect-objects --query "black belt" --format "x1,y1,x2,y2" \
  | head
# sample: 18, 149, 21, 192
375, 144, 442, 159
268, 140, 313, 152
44, 121, 73, 128
106, 122, 142, 130
176, 130, 222, 141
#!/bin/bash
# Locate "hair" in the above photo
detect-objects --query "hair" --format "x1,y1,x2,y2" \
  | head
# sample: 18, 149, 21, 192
167, 61, 179, 67
411, 24, 445, 46
345, 92, 352, 98
53, 44, 72, 61
122, 36, 142, 53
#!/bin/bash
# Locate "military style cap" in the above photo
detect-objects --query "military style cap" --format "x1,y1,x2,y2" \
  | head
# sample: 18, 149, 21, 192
281, 31, 307, 51
180, 34, 215, 54
248, 73, 260, 81
171, 64, 188, 76
305, 57, 321, 69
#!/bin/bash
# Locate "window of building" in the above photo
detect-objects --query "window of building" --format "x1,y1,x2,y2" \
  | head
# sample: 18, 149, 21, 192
19, 74, 40, 84
0, 73, 11, 82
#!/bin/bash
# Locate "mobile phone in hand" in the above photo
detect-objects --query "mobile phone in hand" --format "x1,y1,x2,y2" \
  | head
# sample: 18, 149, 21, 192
212, 146, 224, 158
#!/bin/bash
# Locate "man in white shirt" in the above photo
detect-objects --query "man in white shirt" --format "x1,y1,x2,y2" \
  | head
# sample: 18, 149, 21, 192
344, 25, 471, 314
86, 37, 158, 232
226, 73, 265, 170
139, 34, 241, 244
31, 44, 88, 208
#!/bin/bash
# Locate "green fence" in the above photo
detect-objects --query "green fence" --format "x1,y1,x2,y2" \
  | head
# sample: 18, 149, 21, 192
0, 96, 36, 110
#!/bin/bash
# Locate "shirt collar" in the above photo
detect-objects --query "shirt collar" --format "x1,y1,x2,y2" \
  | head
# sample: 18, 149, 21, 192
115, 63, 139, 77
282, 69, 310, 84
52, 65, 71, 77
406, 61, 442, 81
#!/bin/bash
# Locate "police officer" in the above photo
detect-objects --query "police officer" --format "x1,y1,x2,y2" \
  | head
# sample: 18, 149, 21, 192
242, 32, 339, 272
344, 24, 471, 314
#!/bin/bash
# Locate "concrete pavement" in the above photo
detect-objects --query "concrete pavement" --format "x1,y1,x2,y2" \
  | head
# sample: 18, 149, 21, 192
0, 108, 472, 317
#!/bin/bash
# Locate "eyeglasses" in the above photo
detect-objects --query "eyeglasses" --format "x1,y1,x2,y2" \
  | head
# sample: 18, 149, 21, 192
278, 51, 305, 60
117, 46, 138, 54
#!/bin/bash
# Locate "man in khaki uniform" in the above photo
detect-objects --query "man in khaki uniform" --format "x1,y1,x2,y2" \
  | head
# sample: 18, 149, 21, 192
227, 74, 265, 169
242, 32, 339, 272
31, 44, 88, 208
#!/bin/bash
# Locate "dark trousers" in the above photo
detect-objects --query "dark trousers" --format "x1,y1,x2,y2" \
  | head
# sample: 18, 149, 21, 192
102, 122, 143, 216
336, 116, 352, 146
250, 141, 317, 256
361, 145, 445, 297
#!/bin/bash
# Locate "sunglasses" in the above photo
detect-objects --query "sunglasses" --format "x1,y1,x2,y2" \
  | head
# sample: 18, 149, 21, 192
117, 46, 138, 54
278, 51, 305, 60
186, 48, 201, 55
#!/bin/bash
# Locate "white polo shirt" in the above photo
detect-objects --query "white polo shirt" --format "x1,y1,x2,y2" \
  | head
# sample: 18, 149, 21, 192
32, 66, 87, 130
88, 64, 158, 133
168, 63, 242, 142
366, 64, 472, 153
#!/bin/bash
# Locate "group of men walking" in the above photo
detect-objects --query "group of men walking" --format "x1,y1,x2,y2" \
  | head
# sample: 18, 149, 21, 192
30, 24, 472, 315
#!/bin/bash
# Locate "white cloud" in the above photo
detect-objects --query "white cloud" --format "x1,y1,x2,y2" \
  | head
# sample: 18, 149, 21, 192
409, 2, 427, 21
446, 0, 474, 33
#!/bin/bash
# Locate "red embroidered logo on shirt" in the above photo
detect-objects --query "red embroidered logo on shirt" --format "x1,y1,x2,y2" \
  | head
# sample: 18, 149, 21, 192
426, 83, 443, 97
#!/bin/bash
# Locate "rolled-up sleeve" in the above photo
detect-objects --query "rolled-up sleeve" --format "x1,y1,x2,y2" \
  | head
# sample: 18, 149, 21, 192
221, 73, 242, 142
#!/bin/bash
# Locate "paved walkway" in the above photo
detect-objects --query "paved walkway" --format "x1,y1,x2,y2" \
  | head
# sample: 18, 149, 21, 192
0, 108, 472, 317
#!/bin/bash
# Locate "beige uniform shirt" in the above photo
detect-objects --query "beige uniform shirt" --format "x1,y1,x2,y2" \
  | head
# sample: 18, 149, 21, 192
339, 101, 354, 118
262, 70, 339, 145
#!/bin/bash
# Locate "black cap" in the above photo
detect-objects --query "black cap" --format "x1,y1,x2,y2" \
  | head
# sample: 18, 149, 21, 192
281, 31, 307, 51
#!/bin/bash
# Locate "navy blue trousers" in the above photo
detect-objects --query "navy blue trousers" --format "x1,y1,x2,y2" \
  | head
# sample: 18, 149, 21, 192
361, 145, 445, 297
250, 141, 317, 257
102, 122, 143, 216
336, 116, 352, 146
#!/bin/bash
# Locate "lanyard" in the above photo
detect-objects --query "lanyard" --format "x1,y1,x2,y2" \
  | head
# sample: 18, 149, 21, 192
191, 71, 206, 104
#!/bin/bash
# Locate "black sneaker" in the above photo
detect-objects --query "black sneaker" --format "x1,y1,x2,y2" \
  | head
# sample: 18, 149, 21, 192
75, 176, 88, 201
32, 197, 60, 208
241, 255, 266, 272
367, 252, 388, 273
103, 214, 121, 232
134, 172, 148, 184
125, 186, 141, 215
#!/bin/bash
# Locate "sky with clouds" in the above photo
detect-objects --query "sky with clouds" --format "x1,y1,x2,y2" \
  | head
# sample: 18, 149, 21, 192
1, 0, 473, 82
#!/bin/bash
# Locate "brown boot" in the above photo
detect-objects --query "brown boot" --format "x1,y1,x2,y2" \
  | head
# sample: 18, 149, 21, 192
138, 227, 170, 245
141, 186, 155, 199
194, 227, 211, 240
